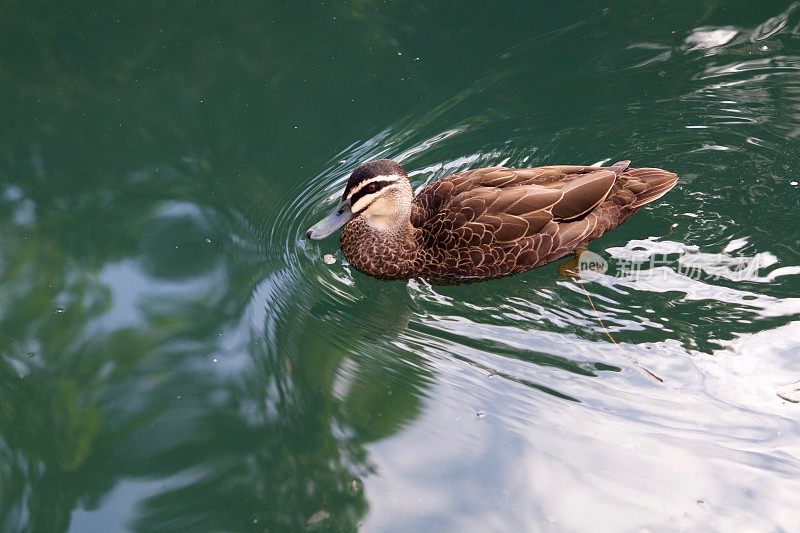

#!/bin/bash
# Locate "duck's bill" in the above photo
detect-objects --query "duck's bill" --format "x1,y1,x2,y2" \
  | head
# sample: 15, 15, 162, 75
306, 198, 353, 240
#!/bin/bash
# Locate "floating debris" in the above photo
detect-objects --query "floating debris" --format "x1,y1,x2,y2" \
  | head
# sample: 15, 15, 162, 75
348, 478, 362, 495
307, 509, 330, 526
777, 382, 800, 403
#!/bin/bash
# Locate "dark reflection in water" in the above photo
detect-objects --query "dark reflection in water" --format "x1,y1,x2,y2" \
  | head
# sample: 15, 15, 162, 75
1, 1, 800, 531
124, 288, 432, 531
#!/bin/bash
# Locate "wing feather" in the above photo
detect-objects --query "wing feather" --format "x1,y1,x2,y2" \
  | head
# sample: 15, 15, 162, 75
551, 170, 616, 220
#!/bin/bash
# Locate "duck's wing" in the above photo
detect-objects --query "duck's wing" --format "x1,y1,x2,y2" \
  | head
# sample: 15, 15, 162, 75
417, 168, 618, 246
412, 167, 543, 226
412, 166, 618, 228
411, 166, 619, 226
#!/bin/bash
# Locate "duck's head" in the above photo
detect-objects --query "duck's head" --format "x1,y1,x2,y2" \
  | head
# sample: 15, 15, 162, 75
307, 159, 413, 240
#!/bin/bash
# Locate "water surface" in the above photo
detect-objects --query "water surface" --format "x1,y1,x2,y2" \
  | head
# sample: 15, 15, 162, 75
1, 1, 800, 531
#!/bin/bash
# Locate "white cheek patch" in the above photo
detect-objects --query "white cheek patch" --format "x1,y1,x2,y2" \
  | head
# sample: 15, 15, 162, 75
362, 197, 397, 231
362, 195, 395, 217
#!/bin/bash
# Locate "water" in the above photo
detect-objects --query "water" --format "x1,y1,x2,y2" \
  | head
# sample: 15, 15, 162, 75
2, 1, 800, 531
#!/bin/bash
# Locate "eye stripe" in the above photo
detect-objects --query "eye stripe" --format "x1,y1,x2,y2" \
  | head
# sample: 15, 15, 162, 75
345, 173, 401, 199
350, 181, 403, 213
349, 179, 395, 207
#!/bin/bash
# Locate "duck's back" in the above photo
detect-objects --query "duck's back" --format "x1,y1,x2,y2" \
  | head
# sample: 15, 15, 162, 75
409, 162, 677, 280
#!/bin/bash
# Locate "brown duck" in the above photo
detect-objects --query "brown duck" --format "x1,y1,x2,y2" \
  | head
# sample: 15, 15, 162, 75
307, 159, 677, 282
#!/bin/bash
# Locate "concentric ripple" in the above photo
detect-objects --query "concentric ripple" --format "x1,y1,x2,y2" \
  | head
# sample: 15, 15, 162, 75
216, 4, 800, 530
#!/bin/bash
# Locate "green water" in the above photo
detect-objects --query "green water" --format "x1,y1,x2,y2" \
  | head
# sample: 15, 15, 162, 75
2, 1, 800, 531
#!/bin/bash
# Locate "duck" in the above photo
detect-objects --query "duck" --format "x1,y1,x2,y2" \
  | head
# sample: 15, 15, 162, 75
307, 159, 677, 282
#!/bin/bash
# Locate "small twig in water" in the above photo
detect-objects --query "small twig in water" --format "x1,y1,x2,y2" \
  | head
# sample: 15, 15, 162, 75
573, 278, 664, 383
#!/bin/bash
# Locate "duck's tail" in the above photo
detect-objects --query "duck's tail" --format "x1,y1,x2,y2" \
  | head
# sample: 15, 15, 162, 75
622, 166, 678, 208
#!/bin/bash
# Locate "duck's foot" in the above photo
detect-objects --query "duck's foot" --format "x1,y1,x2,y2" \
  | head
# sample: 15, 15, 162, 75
557, 248, 587, 278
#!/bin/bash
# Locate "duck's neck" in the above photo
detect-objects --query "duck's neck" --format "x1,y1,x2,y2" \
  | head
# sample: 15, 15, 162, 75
340, 215, 419, 279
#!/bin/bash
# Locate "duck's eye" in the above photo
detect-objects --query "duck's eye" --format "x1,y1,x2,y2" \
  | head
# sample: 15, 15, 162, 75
367, 183, 378, 193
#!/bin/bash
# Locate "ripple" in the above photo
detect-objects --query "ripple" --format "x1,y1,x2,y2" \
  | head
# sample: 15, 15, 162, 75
255, 9, 800, 528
